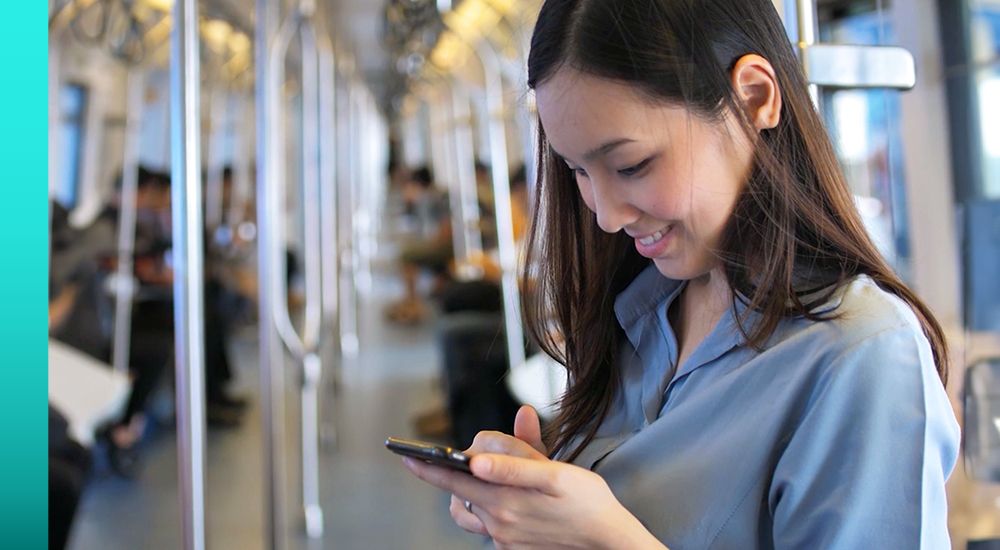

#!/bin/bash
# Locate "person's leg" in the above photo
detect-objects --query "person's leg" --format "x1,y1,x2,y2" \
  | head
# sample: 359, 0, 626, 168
121, 327, 172, 427
49, 458, 85, 550
203, 279, 246, 415
437, 313, 519, 448
402, 262, 420, 303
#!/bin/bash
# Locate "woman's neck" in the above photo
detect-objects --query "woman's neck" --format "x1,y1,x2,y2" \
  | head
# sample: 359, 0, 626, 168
683, 267, 731, 315
669, 267, 732, 365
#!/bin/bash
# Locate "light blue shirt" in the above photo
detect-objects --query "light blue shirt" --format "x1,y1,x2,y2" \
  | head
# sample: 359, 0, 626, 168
563, 265, 959, 549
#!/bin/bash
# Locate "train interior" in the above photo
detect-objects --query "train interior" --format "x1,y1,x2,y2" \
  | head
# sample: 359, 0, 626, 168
46, 0, 1000, 548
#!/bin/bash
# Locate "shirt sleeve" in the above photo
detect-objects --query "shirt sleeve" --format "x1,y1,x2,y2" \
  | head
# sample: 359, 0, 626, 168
768, 324, 960, 549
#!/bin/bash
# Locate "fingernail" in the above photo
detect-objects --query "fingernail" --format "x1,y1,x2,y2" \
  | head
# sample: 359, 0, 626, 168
402, 457, 414, 469
476, 457, 492, 474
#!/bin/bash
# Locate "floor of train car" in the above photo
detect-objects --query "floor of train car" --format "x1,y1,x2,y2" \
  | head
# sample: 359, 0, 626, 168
68, 269, 484, 549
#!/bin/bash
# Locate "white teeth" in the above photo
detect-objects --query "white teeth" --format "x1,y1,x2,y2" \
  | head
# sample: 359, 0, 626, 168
639, 228, 667, 246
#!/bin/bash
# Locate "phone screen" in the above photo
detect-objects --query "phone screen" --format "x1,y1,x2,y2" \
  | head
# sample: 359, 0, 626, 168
385, 437, 472, 473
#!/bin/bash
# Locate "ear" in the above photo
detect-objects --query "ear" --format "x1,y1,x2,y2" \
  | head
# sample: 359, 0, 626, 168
730, 54, 782, 131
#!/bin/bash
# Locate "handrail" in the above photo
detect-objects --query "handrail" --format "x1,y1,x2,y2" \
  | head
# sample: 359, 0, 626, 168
111, 70, 146, 376
318, 34, 339, 328
66, 0, 147, 65
169, 0, 207, 548
795, 0, 819, 105
449, 79, 484, 279
204, 87, 228, 232
425, 86, 467, 267
264, 0, 327, 539
473, 41, 526, 371
337, 76, 359, 358
225, 92, 254, 232
254, 0, 288, 547
267, 6, 323, 361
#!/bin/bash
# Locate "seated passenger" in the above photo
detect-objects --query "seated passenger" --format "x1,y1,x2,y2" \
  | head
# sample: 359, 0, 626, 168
385, 166, 453, 324
49, 405, 90, 550
414, 166, 532, 445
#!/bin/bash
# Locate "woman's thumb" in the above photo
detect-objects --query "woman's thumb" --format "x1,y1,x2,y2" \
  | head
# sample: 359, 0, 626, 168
513, 405, 547, 456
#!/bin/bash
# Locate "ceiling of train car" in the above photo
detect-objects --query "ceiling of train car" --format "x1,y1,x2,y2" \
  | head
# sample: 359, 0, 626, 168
52, 0, 530, 112
206, 0, 394, 101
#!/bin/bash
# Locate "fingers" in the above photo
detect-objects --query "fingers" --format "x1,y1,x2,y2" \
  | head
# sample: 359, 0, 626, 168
513, 405, 548, 456
450, 494, 488, 536
467, 431, 546, 460
402, 458, 492, 537
402, 457, 494, 503
469, 453, 567, 495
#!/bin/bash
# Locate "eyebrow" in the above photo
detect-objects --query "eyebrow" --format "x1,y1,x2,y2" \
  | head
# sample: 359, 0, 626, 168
584, 138, 635, 161
551, 138, 636, 165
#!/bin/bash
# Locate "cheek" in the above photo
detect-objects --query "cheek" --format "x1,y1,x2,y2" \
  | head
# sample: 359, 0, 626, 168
575, 176, 598, 214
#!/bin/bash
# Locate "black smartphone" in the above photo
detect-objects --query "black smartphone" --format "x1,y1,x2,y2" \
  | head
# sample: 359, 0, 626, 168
385, 437, 472, 473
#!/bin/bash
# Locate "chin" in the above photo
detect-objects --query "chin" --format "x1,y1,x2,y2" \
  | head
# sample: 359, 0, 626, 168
652, 257, 710, 282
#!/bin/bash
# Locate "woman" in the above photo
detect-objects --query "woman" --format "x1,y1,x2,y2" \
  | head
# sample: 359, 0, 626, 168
402, 0, 959, 547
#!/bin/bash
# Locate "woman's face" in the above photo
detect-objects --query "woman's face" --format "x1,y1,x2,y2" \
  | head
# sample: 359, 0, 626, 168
536, 68, 755, 281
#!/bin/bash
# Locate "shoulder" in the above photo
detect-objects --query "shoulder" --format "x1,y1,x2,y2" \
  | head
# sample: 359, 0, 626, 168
790, 275, 926, 356
766, 276, 946, 414
760, 275, 939, 393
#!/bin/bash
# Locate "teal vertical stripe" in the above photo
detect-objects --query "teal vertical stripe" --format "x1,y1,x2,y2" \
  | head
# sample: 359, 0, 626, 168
0, 2, 48, 548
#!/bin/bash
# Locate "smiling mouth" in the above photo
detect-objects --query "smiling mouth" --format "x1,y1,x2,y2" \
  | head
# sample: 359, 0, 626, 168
637, 225, 672, 246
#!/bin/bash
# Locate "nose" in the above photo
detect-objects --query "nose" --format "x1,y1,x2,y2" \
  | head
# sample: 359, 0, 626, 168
587, 177, 640, 234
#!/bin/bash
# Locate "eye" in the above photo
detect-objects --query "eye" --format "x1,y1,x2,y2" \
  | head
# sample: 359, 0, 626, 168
568, 165, 589, 178
617, 158, 651, 178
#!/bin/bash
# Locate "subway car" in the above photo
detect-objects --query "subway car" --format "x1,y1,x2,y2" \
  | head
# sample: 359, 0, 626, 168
46, 0, 1000, 548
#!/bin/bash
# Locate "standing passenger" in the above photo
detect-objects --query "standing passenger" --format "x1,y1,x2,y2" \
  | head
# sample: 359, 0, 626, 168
401, 1, 960, 547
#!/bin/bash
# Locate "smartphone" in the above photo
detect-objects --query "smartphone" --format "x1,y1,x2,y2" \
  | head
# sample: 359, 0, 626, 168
385, 437, 472, 473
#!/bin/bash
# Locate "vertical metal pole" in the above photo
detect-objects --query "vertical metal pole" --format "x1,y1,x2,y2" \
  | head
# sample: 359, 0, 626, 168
226, 93, 253, 230
170, 0, 207, 548
476, 44, 526, 371
795, 0, 820, 105
432, 91, 467, 264
318, 41, 339, 341
205, 88, 228, 232
256, 0, 287, 547
450, 82, 484, 278
297, 14, 324, 537
112, 71, 146, 375
301, 352, 323, 537
338, 80, 359, 358
317, 38, 340, 450
356, 95, 375, 295
350, 89, 366, 296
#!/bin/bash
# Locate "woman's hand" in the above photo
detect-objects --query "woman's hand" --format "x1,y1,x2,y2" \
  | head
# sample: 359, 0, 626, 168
402, 406, 665, 549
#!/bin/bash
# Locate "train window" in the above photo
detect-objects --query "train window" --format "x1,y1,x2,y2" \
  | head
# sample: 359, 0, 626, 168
971, 0, 1000, 62
970, 1, 1000, 197
55, 83, 87, 209
819, 7, 913, 279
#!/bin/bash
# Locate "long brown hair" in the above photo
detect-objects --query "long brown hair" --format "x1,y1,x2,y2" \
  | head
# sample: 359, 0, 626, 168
522, 0, 949, 462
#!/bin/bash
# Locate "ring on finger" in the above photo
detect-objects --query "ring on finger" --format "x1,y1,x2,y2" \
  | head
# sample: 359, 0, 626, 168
464, 499, 474, 514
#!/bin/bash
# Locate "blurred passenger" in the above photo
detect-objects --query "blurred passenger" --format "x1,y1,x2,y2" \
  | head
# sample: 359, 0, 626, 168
202, 165, 253, 415
385, 166, 453, 324
404, 1, 958, 547
414, 166, 531, 445
95, 168, 175, 474
49, 405, 89, 550
48, 206, 94, 548
54, 167, 248, 476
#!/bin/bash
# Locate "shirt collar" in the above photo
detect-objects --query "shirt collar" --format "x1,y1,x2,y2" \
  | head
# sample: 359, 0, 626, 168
613, 265, 853, 375
613, 264, 684, 349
